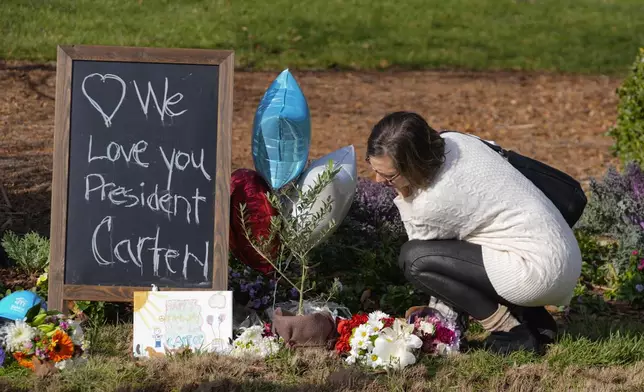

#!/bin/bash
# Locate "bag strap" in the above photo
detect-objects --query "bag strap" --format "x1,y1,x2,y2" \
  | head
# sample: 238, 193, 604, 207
439, 130, 508, 158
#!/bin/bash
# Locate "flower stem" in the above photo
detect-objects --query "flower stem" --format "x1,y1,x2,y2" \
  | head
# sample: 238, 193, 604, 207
298, 263, 307, 316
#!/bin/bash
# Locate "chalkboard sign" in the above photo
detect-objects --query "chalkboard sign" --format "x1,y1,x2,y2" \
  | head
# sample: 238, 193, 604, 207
48, 45, 233, 311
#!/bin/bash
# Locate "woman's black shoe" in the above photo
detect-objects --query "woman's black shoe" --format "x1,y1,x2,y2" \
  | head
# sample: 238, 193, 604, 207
515, 306, 558, 346
482, 323, 540, 355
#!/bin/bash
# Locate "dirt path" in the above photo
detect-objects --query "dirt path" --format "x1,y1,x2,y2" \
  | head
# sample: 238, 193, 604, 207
0, 62, 622, 235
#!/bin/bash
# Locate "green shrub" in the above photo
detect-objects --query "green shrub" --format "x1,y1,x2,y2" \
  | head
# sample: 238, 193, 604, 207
608, 48, 644, 165
1, 230, 50, 274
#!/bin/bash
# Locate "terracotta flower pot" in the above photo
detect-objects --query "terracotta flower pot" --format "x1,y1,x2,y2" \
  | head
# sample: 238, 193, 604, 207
271, 307, 337, 349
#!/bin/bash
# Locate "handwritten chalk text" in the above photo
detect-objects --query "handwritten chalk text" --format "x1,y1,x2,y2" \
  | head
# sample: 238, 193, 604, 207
84, 174, 206, 224
133, 78, 188, 123
87, 135, 149, 168
82, 72, 188, 127
159, 146, 211, 190
90, 215, 210, 280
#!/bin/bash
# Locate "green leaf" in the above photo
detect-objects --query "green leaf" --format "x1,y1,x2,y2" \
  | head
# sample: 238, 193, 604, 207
24, 303, 41, 322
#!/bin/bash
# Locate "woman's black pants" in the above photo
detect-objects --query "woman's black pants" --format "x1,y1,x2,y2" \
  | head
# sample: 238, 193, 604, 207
399, 239, 556, 332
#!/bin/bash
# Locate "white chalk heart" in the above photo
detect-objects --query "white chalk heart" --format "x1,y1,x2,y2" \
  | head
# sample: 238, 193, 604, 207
81, 73, 126, 128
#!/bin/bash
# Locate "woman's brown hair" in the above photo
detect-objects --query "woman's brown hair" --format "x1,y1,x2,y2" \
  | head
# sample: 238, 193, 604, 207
366, 111, 445, 190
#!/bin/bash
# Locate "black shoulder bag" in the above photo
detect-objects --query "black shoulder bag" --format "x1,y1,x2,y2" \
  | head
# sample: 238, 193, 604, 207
441, 131, 588, 228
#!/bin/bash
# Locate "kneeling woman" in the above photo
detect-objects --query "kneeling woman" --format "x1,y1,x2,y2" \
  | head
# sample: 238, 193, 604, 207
366, 112, 582, 354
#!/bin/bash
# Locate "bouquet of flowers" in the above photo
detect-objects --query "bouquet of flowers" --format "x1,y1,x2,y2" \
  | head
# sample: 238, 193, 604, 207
229, 323, 283, 359
335, 310, 461, 370
409, 309, 461, 356
0, 304, 88, 374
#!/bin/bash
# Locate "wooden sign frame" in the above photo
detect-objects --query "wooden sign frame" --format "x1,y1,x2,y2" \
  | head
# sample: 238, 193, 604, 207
48, 45, 233, 312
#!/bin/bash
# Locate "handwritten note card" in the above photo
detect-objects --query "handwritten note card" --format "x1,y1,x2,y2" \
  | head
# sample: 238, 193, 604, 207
63, 61, 219, 287
133, 290, 233, 357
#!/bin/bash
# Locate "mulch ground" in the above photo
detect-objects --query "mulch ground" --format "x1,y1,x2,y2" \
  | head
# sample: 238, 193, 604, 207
0, 61, 623, 239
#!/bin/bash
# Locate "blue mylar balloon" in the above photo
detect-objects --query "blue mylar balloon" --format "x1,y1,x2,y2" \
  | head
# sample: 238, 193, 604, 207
252, 69, 311, 190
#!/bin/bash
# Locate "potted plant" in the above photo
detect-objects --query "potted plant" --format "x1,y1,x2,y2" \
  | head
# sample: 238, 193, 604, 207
238, 161, 342, 348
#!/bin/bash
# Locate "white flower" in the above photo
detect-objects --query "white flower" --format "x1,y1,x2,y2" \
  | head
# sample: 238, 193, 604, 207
1, 320, 37, 352
81, 339, 91, 352
383, 318, 417, 341
235, 326, 263, 343
367, 320, 384, 333
365, 352, 383, 369
345, 353, 358, 365
368, 311, 389, 323
350, 335, 372, 352
418, 321, 435, 336
230, 326, 281, 359
69, 321, 85, 346
371, 319, 422, 370
348, 348, 361, 358
353, 324, 372, 340
372, 336, 418, 370
405, 334, 422, 350
366, 311, 389, 333
231, 338, 279, 359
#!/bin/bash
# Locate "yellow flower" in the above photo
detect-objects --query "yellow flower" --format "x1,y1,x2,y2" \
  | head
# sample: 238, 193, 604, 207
36, 272, 48, 287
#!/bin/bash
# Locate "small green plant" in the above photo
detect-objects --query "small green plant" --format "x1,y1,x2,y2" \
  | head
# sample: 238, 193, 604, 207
571, 283, 612, 315
239, 160, 341, 315
608, 47, 644, 166
575, 230, 618, 288
603, 249, 644, 308
1, 230, 50, 274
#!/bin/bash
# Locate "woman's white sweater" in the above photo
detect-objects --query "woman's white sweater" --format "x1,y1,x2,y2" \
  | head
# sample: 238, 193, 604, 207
393, 132, 582, 307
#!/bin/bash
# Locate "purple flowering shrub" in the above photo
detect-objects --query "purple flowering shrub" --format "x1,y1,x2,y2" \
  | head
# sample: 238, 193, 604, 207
575, 162, 644, 307
578, 161, 644, 273
227, 257, 293, 313
350, 178, 405, 233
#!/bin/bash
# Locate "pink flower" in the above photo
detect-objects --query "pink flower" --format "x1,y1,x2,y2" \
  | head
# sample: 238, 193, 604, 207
435, 326, 456, 344
633, 250, 640, 256
638, 260, 644, 271
263, 323, 273, 337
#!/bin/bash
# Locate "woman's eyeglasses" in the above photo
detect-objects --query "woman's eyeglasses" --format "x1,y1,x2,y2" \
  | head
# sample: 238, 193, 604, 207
365, 157, 400, 185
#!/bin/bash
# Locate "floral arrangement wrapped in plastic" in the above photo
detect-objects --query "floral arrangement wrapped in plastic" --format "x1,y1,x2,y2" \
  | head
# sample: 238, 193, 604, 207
0, 304, 88, 373
335, 309, 461, 370
230, 323, 283, 359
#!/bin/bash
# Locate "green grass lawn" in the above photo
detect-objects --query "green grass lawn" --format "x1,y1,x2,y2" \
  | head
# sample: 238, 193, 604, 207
1, 0, 643, 74
2, 312, 644, 391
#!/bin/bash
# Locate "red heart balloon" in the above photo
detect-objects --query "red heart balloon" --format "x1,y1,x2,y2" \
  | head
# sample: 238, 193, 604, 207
229, 168, 279, 274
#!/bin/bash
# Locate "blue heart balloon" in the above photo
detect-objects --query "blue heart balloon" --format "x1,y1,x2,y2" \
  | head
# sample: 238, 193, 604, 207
252, 69, 311, 190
